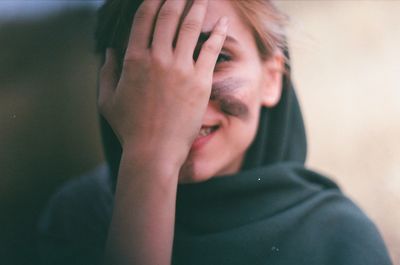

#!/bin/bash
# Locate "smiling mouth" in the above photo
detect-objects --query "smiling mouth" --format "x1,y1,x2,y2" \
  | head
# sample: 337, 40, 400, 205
190, 125, 220, 151
196, 125, 220, 138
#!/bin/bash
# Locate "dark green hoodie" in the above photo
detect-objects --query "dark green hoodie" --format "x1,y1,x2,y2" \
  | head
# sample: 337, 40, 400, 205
38, 49, 393, 265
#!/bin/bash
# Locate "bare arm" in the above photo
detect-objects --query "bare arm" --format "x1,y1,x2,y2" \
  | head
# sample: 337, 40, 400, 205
105, 149, 179, 265
98, 0, 228, 264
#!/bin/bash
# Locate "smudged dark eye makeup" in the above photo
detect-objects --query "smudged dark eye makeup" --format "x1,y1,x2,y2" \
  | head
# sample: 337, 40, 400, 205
193, 47, 232, 65
216, 53, 231, 64
211, 78, 250, 120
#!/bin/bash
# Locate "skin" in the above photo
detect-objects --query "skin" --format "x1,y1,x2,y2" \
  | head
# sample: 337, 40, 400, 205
178, 1, 284, 183
98, 0, 284, 264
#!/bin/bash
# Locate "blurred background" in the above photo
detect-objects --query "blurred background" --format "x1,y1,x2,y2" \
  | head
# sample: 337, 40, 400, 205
0, 0, 398, 264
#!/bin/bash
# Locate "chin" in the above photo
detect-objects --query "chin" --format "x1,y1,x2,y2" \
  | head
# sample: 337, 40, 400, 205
177, 150, 244, 184
178, 156, 215, 184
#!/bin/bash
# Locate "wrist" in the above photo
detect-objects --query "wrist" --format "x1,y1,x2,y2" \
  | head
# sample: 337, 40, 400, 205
119, 144, 183, 180
122, 138, 188, 170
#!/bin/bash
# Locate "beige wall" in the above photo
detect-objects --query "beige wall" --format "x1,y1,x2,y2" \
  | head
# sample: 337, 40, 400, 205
274, 1, 400, 263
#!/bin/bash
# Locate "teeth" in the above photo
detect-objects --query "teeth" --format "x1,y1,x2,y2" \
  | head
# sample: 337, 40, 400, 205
198, 127, 213, 137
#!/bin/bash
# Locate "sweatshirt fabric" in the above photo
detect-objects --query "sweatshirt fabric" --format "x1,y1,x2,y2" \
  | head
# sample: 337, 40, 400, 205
37, 48, 393, 265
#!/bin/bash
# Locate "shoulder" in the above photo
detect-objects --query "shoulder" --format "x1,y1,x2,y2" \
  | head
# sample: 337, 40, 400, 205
37, 164, 113, 264
286, 165, 392, 264
303, 185, 392, 264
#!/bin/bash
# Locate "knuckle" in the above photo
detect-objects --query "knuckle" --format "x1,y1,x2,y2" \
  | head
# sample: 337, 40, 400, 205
122, 59, 137, 74
181, 19, 201, 33
190, 0, 208, 14
193, 86, 209, 99
134, 2, 154, 22
172, 63, 191, 79
193, 0, 208, 7
212, 30, 227, 39
202, 42, 220, 54
150, 52, 170, 69
158, 6, 180, 21
125, 49, 145, 63
195, 77, 210, 90
124, 55, 150, 74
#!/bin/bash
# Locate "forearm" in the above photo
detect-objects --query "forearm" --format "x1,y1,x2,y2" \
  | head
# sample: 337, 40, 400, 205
105, 148, 180, 265
99, 0, 228, 263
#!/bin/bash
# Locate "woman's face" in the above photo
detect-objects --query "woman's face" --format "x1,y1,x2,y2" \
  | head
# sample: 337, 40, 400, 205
179, 0, 283, 183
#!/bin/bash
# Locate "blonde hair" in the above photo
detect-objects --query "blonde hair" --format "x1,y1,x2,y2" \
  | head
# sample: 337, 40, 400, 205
95, 0, 289, 65
231, 0, 289, 62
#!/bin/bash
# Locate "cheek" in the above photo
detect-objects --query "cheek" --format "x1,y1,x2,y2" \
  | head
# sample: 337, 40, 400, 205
224, 114, 260, 165
237, 84, 265, 114
231, 86, 264, 140
225, 95, 261, 147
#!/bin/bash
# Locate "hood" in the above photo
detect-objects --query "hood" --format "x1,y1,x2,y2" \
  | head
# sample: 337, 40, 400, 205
98, 48, 307, 190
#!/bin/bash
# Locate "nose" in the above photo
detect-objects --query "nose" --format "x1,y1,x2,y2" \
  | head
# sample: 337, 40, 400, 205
201, 100, 222, 125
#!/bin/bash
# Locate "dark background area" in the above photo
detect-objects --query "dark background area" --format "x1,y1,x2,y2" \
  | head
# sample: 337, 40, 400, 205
0, 8, 104, 264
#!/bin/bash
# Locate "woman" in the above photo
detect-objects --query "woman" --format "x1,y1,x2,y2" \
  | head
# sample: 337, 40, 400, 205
38, 0, 393, 264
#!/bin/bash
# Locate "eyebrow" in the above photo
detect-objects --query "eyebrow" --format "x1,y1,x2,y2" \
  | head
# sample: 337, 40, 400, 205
199, 31, 240, 47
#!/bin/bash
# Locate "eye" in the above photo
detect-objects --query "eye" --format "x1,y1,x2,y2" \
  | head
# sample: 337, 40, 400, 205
216, 53, 231, 64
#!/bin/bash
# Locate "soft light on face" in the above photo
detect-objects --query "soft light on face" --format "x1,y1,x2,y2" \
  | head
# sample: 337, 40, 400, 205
178, 0, 283, 183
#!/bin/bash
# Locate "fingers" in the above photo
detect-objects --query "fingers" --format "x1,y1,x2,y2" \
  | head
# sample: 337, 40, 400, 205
174, 0, 209, 64
151, 0, 187, 57
99, 48, 118, 113
195, 16, 229, 79
125, 0, 163, 60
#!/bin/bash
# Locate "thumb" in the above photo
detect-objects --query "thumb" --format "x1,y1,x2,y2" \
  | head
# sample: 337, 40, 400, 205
98, 48, 118, 113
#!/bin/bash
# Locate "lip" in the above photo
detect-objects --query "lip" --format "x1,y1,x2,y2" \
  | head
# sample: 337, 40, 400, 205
190, 126, 219, 151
